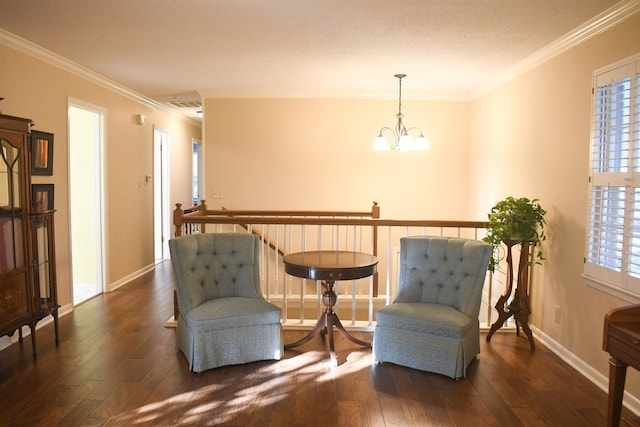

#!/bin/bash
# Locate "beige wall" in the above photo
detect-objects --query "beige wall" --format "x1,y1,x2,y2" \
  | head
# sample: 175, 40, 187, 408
204, 98, 471, 220
0, 43, 200, 312
470, 13, 640, 396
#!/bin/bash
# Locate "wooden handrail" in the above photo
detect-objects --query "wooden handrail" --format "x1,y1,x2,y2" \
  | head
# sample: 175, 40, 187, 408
174, 201, 382, 237
206, 209, 380, 217
176, 215, 486, 228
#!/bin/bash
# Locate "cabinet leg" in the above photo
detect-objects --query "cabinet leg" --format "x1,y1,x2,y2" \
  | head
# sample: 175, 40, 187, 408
53, 309, 60, 346
29, 323, 37, 360
608, 358, 627, 427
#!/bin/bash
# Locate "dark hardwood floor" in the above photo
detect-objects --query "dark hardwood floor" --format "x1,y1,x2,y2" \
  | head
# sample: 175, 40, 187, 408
0, 260, 630, 426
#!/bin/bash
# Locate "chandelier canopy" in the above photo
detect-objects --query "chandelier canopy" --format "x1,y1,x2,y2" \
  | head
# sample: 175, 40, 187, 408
372, 74, 430, 151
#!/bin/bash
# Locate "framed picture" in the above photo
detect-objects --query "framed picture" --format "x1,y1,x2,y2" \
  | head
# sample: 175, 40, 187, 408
31, 130, 54, 176
32, 184, 54, 212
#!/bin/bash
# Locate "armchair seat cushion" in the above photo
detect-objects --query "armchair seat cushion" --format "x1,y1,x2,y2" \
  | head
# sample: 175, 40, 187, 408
376, 302, 473, 339
186, 297, 282, 332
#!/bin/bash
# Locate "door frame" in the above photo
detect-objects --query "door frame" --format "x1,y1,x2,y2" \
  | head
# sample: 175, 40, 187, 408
68, 98, 107, 302
154, 127, 170, 261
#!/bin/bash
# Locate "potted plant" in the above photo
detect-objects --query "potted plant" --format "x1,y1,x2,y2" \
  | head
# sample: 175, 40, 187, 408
482, 196, 547, 272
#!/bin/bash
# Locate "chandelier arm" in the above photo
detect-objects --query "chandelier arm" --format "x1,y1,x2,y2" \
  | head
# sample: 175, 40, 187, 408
378, 126, 398, 140
404, 126, 424, 136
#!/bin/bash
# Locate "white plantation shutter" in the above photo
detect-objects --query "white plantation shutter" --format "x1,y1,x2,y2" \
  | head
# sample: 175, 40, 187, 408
585, 55, 640, 295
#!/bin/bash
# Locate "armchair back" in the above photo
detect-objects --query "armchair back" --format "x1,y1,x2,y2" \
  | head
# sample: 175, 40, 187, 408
394, 236, 491, 317
169, 233, 263, 314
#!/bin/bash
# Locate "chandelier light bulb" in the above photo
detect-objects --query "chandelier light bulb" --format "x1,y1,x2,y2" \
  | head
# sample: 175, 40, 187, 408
415, 134, 431, 151
372, 135, 391, 151
398, 134, 414, 151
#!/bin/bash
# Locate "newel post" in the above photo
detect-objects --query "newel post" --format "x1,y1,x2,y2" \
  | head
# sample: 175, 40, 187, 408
173, 203, 184, 237
371, 201, 380, 297
199, 200, 207, 233
371, 201, 380, 218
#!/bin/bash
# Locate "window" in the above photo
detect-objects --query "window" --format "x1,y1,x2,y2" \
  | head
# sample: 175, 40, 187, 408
192, 140, 202, 206
585, 54, 640, 298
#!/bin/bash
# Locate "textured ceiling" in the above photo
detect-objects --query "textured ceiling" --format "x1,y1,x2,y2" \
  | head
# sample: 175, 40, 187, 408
0, 0, 626, 106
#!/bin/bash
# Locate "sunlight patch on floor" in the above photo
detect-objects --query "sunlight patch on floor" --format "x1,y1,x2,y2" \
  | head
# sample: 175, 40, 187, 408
103, 346, 373, 424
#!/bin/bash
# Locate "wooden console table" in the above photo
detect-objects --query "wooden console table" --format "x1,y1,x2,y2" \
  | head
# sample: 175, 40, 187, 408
604, 303, 640, 427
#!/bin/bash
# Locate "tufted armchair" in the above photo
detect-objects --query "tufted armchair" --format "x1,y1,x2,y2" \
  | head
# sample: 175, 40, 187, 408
169, 233, 283, 372
373, 236, 491, 378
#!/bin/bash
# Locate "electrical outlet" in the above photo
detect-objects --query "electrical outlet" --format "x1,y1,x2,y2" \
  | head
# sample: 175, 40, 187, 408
555, 305, 561, 324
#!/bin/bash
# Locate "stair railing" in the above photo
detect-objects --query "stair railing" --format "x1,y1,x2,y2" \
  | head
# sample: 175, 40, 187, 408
171, 201, 503, 331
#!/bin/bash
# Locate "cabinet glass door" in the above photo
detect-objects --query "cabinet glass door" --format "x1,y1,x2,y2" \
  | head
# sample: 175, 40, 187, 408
0, 132, 30, 332
31, 212, 57, 313
0, 138, 24, 274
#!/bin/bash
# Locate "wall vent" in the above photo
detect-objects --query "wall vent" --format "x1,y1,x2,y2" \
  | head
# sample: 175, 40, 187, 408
167, 100, 201, 109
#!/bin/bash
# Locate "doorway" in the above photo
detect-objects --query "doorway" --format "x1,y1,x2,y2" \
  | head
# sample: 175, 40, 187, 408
68, 101, 106, 305
154, 128, 170, 261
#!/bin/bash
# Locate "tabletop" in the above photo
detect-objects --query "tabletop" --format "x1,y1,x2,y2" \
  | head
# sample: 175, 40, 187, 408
283, 250, 378, 281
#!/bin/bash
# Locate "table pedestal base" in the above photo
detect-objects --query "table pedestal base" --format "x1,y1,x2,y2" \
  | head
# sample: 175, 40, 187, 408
284, 280, 371, 366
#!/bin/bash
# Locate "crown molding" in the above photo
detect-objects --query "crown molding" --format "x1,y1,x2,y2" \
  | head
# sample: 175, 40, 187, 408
471, 0, 640, 99
0, 28, 200, 126
2, 1, 638, 107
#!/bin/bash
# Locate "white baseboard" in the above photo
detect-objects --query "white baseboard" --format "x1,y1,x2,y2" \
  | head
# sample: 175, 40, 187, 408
107, 263, 156, 292
531, 325, 640, 416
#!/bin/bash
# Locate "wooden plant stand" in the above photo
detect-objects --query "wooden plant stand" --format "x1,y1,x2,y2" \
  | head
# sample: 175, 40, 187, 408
486, 240, 535, 351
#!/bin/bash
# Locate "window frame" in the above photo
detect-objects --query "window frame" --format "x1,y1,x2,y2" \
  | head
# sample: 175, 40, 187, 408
584, 53, 640, 302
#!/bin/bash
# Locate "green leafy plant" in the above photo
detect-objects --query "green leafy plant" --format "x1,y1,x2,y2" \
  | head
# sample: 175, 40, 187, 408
482, 196, 547, 272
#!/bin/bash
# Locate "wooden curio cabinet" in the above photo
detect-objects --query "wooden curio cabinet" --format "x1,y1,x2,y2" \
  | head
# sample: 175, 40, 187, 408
0, 113, 59, 359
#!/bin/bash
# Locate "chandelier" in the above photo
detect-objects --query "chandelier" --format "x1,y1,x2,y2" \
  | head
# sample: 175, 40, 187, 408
372, 74, 430, 151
